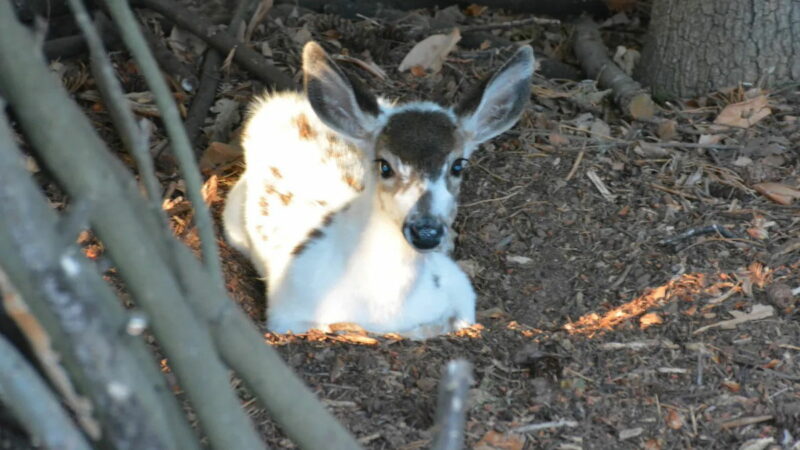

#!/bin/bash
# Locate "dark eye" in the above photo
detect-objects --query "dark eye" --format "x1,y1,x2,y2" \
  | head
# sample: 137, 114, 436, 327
450, 158, 467, 177
376, 159, 394, 179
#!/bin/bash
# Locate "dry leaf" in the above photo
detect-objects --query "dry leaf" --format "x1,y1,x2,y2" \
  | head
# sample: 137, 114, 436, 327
201, 175, 220, 205
398, 28, 461, 75
199, 141, 243, 172
753, 182, 800, 205
698, 134, 723, 145
657, 119, 677, 140
465, 4, 488, 16
714, 95, 771, 128
665, 409, 684, 430
692, 304, 774, 335
475, 430, 524, 450
639, 313, 663, 329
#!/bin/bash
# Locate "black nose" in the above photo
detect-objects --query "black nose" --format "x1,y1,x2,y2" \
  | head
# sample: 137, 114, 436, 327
407, 219, 444, 250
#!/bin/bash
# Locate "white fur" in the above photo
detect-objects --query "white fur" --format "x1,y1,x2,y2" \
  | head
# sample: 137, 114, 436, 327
224, 42, 534, 339
224, 92, 475, 339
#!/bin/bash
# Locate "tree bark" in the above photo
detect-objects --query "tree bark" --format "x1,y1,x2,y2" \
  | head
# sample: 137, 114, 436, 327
638, 0, 800, 99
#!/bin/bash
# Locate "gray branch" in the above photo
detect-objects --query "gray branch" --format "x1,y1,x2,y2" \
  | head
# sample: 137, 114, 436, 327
0, 3, 264, 448
0, 333, 92, 450
432, 360, 473, 450
102, 0, 224, 284
0, 104, 197, 449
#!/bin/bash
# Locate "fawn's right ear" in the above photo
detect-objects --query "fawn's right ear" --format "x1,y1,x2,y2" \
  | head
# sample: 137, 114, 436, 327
303, 41, 380, 142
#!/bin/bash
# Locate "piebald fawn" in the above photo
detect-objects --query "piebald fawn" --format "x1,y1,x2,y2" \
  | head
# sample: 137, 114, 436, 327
224, 41, 534, 338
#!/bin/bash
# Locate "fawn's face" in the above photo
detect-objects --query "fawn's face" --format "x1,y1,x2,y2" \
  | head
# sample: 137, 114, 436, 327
302, 41, 534, 253
371, 108, 467, 251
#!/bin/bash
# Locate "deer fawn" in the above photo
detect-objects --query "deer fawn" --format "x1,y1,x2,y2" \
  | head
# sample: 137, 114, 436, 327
224, 41, 534, 338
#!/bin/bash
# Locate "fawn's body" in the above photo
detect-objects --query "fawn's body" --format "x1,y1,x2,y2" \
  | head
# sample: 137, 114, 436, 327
224, 42, 534, 338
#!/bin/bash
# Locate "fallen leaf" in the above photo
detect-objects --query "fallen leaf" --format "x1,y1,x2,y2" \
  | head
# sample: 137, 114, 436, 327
665, 409, 684, 430
721, 380, 741, 393
656, 119, 677, 140
753, 182, 800, 205
619, 427, 643, 440
398, 28, 461, 75
465, 4, 488, 16
714, 95, 771, 128
506, 255, 533, 265
738, 437, 775, 450
201, 175, 220, 205
692, 304, 774, 335
548, 133, 570, 146
639, 312, 663, 329
475, 430, 524, 450
199, 141, 243, 172
698, 134, 723, 145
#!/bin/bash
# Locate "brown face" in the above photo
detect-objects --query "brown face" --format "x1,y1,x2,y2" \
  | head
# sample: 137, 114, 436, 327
371, 108, 470, 251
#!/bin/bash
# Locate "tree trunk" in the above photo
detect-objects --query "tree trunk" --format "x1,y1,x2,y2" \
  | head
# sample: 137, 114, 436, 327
638, 0, 800, 99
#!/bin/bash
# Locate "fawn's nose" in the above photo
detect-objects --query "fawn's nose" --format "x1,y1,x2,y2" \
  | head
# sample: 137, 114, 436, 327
405, 218, 445, 251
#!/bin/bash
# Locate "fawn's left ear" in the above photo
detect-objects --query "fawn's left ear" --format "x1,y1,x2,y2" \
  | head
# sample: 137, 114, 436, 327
455, 46, 534, 153
303, 41, 380, 143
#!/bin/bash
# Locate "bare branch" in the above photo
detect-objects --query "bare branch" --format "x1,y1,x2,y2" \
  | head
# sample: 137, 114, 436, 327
432, 359, 473, 450
102, 0, 224, 284
0, 332, 92, 450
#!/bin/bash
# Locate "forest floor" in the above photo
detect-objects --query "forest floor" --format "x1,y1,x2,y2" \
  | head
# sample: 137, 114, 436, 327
58, 2, 800, 449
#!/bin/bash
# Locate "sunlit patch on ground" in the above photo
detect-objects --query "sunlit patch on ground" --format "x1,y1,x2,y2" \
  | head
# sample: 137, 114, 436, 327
563, 262, 773, 337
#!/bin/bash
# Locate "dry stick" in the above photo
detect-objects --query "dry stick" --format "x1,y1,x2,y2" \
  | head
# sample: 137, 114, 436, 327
134, 0, 295, 91
431, 360, 473, 450
460, 16, 560, 33
70, 0, 163, 220
184, 0, 255, 151
573, 16, 656, 120
0, 5, 264, 449
102, 0, 224, 285
0, 105, 195, 449
0, 334, 92, 450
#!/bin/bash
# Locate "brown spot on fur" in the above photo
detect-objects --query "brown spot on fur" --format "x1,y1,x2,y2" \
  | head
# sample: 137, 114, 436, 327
265, 183, 293, 205
315, 200, 328, 207
255, 225, 268, 241
258, 197, 270, 216
270, 167, 283, 179
294, 114, 316, 140
279, 192, 293, 205
343, 174, 364, 192
291, 228, 324, 256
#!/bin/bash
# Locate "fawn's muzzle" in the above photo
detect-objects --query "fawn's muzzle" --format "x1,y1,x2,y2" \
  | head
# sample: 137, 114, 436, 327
404, 217, 445, 251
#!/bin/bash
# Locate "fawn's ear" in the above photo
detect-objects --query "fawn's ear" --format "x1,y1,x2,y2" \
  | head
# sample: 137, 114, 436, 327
455, 46, 534, 153
303, 41, 380, 142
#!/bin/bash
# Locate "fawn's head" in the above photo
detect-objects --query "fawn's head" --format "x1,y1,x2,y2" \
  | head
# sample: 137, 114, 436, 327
303, 41, 534, 252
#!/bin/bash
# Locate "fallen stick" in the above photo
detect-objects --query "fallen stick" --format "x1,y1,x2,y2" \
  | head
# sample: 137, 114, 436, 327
513, 418, 579, 433
573, 16, 655, 120
134, 0, 295, 91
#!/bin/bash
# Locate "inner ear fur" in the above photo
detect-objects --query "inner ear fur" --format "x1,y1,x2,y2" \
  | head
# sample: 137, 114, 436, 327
302, 41, 380, 140
455, 46, 535, 146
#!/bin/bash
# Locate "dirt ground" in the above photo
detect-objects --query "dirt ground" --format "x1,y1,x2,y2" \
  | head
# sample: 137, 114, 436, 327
57, 2, 800, 449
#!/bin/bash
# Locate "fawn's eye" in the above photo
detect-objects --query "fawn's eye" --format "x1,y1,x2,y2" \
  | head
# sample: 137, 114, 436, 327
450, 158, 467, 177
376, 159, 394, 179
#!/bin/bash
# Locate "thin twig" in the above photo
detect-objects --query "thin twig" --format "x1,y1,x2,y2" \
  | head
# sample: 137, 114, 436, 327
565, 148, 584, 181
184, 0, 255, 151
461, 16, 560, 33
659, 224, 738, 246
134, 0, 294, 90
104, 0, 223, 284
513, 418, 579, 434
69, 0, 164, 223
